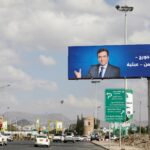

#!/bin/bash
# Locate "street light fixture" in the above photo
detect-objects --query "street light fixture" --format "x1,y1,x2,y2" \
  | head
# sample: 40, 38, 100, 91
0, 84, 11, 89
115, 5, 134, 12
115, 4, 134, 89
115, 5, 134, 148
60, 100, 64, 104
115, 4, 134, 45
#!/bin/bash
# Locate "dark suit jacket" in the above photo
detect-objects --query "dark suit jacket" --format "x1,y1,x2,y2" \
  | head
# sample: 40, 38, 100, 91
87, 64, 120, 78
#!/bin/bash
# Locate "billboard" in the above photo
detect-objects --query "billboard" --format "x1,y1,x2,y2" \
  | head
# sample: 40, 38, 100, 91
68, 44, 150, 79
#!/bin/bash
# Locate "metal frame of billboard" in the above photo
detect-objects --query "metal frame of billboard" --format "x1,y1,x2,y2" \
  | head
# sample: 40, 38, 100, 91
68, 44, 150, 80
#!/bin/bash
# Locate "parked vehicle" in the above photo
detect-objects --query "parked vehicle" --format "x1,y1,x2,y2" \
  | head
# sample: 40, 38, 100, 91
0, 133, 7, 145
1, 133, 13, 142
74, 135, 82, 142
64, 132, 75, 143
53, 134, 64, 142
0, 135, 4, 146
82, 135, 91, 142
90, 133, 100, 141
110, 135, 119, 140
34, 135, 50, 147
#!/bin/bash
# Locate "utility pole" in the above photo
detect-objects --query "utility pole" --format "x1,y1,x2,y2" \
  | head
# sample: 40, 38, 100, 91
115, 4, 134, 148
91, 80, 100, 127
115, 5, 134, 89
139, 101, 142, 137
148, 79, 150, 139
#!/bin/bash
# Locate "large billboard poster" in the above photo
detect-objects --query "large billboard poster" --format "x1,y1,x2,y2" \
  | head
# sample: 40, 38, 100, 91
68, 44, 150, 79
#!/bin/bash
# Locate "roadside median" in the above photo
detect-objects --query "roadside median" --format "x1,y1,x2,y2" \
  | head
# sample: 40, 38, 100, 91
91, 140, 144, 150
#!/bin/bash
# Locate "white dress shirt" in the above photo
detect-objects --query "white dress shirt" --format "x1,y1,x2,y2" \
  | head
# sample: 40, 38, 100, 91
99, 64, 108, 78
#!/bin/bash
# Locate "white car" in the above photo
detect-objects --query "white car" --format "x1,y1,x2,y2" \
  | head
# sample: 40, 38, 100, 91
0, 133, 7, 145
82, 136, 91, 142
111, 135, 118, 140
53, 134, 64, 142
2, 133, 13, 142
74, 135, 81, 142
0, 135, 4, 146
34, 135, 50, 147
64, 132, 75, 143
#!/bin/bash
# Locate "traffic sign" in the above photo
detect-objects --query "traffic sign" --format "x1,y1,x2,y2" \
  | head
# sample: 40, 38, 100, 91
105, 89, 126, 123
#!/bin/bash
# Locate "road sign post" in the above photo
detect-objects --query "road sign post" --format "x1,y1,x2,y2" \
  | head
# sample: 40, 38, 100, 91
105, 89, 126, 149
105, 89, 126, 123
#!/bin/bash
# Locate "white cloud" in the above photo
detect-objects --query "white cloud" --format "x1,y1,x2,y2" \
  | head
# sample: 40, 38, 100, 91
65, 94, 96, 109
0, 48, 20, 65
0, 0, 149, 51
0, 0, 149, 120
34, 79, 57, 91
0, 65, 57, 91
129, 30, 150, 44
13, 94, 99, 119
0, 93, 18, 112
39, 55, 56, 66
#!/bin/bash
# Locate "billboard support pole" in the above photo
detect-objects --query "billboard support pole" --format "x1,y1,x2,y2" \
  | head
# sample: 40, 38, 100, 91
115, 5, 134, 90
109, 123, 111, 149
148, 78, 150, 139
91, 80, 100, 127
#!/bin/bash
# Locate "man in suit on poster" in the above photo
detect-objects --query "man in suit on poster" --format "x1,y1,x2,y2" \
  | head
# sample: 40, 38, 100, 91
74, 48, 120, 79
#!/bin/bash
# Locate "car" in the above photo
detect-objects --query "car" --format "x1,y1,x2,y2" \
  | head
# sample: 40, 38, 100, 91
90, 133, 100, 141
64, 132, 75, 143
111, 135, 119, 140
74, 135, 82, 142
82, 135, 91, 142
0, 135, 4, 146
34, 135, 50, 147
1, 133, 13, 142
53, 134, 64, 142
0, 133, 7, 145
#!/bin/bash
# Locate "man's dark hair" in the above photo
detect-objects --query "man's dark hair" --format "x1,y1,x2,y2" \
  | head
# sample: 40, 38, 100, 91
97, 48, 109, 56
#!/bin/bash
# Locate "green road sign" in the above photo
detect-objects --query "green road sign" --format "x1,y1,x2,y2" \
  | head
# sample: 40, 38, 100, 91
105, 89, 126, 123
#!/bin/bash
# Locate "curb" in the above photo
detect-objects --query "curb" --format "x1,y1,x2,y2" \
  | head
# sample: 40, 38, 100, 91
91, 141, 109, 150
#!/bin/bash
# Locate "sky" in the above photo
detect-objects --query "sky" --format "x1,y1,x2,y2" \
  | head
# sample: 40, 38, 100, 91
0, 0, 149, 123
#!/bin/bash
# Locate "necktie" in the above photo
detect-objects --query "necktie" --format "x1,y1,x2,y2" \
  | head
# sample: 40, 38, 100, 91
99, 66, 104, 78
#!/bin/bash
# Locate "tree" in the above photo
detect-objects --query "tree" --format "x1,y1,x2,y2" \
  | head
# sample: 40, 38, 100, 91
76, 114, 84, 135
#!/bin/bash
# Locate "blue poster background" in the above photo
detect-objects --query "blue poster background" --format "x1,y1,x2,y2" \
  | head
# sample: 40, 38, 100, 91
68, 44, 150, 79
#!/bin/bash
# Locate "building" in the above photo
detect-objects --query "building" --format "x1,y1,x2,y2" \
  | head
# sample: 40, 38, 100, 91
83, 116, 94, 136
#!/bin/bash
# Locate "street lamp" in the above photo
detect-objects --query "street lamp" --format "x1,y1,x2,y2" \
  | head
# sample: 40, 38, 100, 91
0, 84, 11, 89
60, 100, 64, 105
115, 4, 134, 148
115, 5, 134, 89
139, 100, 142, 137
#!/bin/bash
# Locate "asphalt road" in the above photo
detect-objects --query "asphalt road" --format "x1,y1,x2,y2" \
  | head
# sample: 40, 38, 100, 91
0, 141, 105, 150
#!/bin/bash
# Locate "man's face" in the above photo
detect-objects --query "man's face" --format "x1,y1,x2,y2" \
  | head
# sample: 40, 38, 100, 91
98, 51, 109, 66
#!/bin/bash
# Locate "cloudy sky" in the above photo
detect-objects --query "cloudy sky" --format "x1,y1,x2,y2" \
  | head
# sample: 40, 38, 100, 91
0, 0, 149, 122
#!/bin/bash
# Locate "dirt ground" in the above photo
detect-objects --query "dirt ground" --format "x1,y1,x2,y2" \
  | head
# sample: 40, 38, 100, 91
122, 134, 150, 150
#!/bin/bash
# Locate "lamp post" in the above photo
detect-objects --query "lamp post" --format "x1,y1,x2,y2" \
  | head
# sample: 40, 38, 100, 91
91, 80, 100, 127
115, 5, 134, 45
115, 5, 134, 148
0, 84, 11, 131
139, 100, 142, 137
60, 100, 64, 133
115, 5, 134, 89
